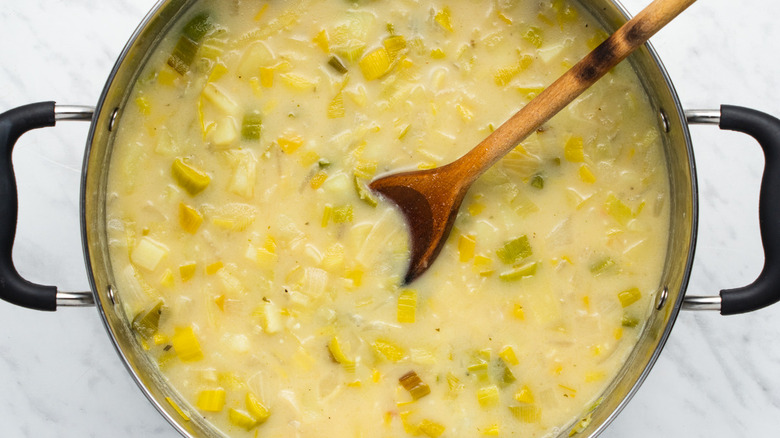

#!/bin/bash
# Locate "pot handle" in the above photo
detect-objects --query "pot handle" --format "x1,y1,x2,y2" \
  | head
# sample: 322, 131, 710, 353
684, 105, 780, 315
0, 101, 95, 311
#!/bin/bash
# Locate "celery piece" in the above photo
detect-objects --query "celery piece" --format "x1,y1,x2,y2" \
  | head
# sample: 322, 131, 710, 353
618, 287, 642, 308
354, 176, 378, 207
132, 300, 163, 339
510, 405, 541, 423
241, 111, 263, 140
399, 370, 431, 400
530, 174, 544, 189
397, 289, 417, 323
496, 235, 532, 264
590, 257, 615, 275
197, 389, 226, 412
228, 408, 257, 430
183, 12, 213, 43
328, 56, 348, 74
172, 158, 210, 196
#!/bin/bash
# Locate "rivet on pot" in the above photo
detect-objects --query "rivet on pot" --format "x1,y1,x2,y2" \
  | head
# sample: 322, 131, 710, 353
656, 286, 669, 310
107, 285, 117, 306
108, 107, 119, 132
659, 109, 670, 133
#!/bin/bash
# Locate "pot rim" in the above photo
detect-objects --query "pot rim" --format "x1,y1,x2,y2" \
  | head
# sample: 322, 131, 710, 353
79, 0, 699, 437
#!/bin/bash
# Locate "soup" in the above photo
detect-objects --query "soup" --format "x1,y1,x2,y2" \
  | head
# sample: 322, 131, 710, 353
106, 0, 670, 436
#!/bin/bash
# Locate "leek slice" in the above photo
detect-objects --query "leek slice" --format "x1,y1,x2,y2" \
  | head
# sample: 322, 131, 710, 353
196, 389, 226, 412
399, 370, 430, 400
328, 56, 348, 74
496, 235, 532, 264
132, 300, 163, 339
241, 111, 263, 140
172, 158, 211, 196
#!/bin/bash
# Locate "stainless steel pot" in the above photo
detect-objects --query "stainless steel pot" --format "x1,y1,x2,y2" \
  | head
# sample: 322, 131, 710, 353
2, 0, 779, 437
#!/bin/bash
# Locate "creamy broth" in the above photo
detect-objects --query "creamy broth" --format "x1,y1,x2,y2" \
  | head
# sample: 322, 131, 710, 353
106, 0, 670, 436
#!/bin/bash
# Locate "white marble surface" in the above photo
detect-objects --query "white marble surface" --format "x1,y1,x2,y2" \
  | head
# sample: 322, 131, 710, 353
1, 0, 780, 436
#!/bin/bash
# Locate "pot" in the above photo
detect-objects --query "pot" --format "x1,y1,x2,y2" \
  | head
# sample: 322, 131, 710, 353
1, 0, 779, 436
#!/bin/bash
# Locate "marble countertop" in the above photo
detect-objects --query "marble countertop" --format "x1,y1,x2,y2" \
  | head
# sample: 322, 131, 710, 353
1, 0, 779, 436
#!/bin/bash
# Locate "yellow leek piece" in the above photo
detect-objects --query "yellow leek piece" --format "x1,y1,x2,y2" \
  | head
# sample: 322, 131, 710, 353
458, 234, 476, 262
322, 204, 333, 227
172, 158, 211, 195
383, 35, 407, 59
259, 67, 274, 87
372, 339, 406, 362
310, 171, 328, 189
328, 336, 356, 372
477, 385, 500, 407
172, 326, 204, 362
280, 73, 317, 91
179, 203, 203, 234
397, 289, 417, 323
312, 29, 329, 53
467, 199, 483, 215
278, 132, 304, 154
434, 7, 454, 32
497, 10, 513, 25
569, 414, 593, 437
482, 423, 501, 435
419, 419, 446, 437
430, 48, 446, 59
512, 303, 526, 320
332, 205, 354, 223
499, 345, 519, 366
456, 103, 473, 121
618, 287, 642, 307
579, 164, 596, 183
179, 262, 197, 281
135, 96, 151, 115
327, 92, 346, 119
523, 27, 544, 48
253, 3, 269, 21
499, 261, 538, 281
131, 237, 169, 272
345, 268, 363, 288
157, 65, 179, 86
515, 385, 534, 404
359, 47, 392, 81
564, 136, 585, 162
214, 294, 225, 311
473, 255, 494, 276
228, 408, 257, 430
160, 269, 175, 288
605, 194, 633, 225
153, 333, 169, 346
196, 389, 226, 412
585, 371, 606, 382
510, 405, 541, 423
246, 392, 271, 423
206, 261, 224, 275
165, 396, 191, 421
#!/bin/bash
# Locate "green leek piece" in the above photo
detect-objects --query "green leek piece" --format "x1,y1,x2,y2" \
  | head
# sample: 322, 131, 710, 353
132, 300, 163, 339
590, 257, 615, 275
328, 56, 348, 74
497, 235, 532, 264
499, 262, 538, 281
172, 158, 211, 195
168, 36, 199, 75
492, 358, 516, 387
621, 314, 639, 328
354, 176, 378, 207
399, 370, 431, 400
510, 404, 542, 423
530, 174, 544, 189
318, 158, 332, 169
182, 12, 213, 43
241, 111, 263, 140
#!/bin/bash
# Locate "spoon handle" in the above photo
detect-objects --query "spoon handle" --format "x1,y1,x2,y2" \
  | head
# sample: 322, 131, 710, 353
456, 0, 697, 179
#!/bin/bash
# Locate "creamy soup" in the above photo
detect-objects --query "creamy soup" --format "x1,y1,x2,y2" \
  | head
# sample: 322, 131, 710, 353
106, 0, 670, 436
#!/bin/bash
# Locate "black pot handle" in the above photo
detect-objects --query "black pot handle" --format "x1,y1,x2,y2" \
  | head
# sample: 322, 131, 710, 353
715, 105, 780, 315
0, 102, 94, 311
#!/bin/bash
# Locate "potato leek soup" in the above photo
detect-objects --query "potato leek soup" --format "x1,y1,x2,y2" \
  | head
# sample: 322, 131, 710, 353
106, 0, 670, 436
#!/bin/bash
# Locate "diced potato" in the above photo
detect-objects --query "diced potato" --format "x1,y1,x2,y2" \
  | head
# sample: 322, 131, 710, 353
211, 116, 238, 147
131, 237, 169, 271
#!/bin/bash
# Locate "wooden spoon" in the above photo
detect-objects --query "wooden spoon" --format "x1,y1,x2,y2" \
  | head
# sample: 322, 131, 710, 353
370, 0, 696, 284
